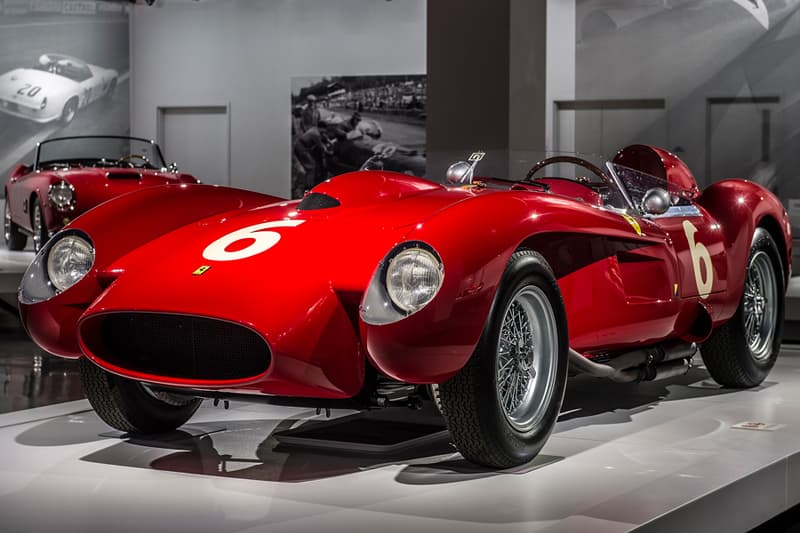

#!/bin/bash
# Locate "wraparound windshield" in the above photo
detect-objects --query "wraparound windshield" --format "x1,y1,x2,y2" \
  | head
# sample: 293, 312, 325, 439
35, 136, 166, 170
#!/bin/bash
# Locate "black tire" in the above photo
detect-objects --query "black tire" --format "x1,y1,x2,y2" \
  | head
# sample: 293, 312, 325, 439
79, 358, 202, 434
702, 228, 784, 387
4, 196, 27, 250
438, 249, 569, 468
104, 79, 117, 100
60, 98, 78, 125
30, 197, 48, 253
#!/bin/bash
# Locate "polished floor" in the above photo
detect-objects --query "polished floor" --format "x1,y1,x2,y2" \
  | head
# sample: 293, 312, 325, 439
2, 296, 800, 532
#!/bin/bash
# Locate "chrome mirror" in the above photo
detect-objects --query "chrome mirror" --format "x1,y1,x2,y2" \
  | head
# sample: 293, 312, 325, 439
446, 151, 485, 185
641, 187, 670, 215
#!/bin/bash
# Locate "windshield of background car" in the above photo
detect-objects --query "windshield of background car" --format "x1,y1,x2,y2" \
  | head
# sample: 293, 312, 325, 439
36, 137, 165, 170
516, 151, 634, 212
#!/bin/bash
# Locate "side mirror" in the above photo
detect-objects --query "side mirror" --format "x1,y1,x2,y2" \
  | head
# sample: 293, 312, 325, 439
167, 162, 179, 173
446, 151, 485, 185
446, 161, 475, 184
641, 187, 671, 215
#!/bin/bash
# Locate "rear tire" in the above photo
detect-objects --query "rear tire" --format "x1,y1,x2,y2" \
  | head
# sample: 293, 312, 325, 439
438, 249, 569, 468
4, 196, 27, 251
79, 358, 202, 434
701, 228, 784, 387
60, 98, 78, 125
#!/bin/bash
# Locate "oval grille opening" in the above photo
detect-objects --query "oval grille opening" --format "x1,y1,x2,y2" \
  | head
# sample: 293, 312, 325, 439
82, 313, 270, 381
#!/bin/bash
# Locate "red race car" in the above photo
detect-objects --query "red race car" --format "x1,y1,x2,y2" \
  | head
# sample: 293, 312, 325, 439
4, 135, 199, 252
18, 144, 791, 468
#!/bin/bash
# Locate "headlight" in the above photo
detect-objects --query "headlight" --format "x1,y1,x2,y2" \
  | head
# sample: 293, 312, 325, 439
386, 248, 443, 312
46, 235, 94, 292
19, 230, 94, 305
360, 242, 444, 325
48, 181, 75, 210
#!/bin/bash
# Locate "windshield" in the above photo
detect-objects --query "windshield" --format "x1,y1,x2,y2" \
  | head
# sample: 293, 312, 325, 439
36, 137, 166, 170
611, 163, 694, 208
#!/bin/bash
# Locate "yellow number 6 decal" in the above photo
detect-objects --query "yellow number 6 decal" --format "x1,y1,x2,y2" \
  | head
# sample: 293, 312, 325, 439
682, 220, 713, 299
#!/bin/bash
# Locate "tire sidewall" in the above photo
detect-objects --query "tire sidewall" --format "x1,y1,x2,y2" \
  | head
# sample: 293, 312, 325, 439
474, 251, 569, 464
733, 228, 784, 380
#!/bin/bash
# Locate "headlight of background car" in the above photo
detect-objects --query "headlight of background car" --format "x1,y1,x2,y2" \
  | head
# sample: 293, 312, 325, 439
361, 242, 444, 325
48, 180, 75, 210
19, 231, 94, 304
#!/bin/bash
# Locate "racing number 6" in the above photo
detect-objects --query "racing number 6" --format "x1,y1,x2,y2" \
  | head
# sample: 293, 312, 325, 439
203, 220, 305, 261
682, 220, 713, 299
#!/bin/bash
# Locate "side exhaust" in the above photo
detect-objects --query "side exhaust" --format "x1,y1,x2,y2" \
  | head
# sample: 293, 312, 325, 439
569, 342, 696, 383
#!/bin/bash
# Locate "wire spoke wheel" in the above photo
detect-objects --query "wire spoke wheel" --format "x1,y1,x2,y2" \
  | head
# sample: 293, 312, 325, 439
743, 251, 777, 361
32, 202, 44, 251
496, 286, 558, 432
3, 198, 10, 243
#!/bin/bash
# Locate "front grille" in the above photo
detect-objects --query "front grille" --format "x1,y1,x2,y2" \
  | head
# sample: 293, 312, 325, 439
84, 313, 270, 381
0, 100, 19, 112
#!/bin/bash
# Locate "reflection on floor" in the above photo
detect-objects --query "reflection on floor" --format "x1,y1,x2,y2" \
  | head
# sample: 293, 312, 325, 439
2, 318, 800, 531
0, 304, 83, 414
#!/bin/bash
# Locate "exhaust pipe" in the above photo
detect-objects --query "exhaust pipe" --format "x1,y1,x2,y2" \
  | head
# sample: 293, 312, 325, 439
569, 342, 696, 383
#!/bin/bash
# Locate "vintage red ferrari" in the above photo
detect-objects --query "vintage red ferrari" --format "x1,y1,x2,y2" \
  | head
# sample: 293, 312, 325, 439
4, 135, 199, 252
18, 144, 790, 468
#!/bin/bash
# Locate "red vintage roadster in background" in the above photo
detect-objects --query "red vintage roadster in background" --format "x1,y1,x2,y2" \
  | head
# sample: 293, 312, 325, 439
18, 144, 790, 468
4, 135, 199, 252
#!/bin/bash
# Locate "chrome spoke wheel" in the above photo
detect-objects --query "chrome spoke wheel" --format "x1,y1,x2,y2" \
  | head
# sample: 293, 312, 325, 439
32, 202, 43, 251
743, 250, 777, 361
496, 285, 558, 432
3, 198, 10, 244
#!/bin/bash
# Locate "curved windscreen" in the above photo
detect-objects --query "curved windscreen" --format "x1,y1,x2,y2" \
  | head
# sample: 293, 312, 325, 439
36, 137, 166, 170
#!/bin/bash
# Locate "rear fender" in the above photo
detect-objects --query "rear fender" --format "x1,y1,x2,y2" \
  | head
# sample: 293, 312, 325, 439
696, 179, 791, 321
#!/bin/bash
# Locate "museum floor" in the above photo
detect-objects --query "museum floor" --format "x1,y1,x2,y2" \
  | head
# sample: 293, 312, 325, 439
2, 296, 800, 532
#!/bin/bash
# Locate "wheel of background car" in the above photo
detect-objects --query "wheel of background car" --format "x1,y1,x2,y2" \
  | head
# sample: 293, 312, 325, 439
31, 198, 48, 253
104, 79, 117, 100
4, 196, 27, 251
60, 98, 78, 125
79, 357, 202, 433
438, 249, 568, 468
117, 154, 150, 168
524, 155, 610, 184
701, 228, 784, 387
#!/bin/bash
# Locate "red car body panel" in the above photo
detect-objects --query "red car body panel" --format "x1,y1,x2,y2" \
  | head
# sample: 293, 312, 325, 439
19, 146, 792, 399
5, 163, 198, 236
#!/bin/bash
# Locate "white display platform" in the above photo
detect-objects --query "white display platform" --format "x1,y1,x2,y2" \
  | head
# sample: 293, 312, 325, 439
2, 352, 800, 532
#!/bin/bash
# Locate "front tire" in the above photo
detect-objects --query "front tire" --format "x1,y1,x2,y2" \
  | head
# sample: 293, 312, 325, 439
30, 198, 48, 253
79, 358, 202, 434
702, 228, 784, 387
439, 249, 569, 468
4, 196, 27, 250
60, 98, 78, 125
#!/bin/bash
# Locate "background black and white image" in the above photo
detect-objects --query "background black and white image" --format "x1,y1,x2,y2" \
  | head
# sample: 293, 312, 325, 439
291, 74, 426, 199
0, 0, 129, 183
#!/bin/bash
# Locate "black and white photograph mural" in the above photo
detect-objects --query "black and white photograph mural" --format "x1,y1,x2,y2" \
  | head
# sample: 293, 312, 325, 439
290, 74, 426, 199
0, 0, 129, 181
569, 0, 800, 231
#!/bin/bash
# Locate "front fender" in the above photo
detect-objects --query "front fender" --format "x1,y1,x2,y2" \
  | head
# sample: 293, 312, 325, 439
20, 184, 283, 358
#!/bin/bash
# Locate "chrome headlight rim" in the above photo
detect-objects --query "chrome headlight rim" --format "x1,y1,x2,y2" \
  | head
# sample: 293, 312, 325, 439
384, 244, 444, 314
360, 240, 444, 325
48, 180, 76, 211
45, 232, 94, 293
19, 229, 95, 305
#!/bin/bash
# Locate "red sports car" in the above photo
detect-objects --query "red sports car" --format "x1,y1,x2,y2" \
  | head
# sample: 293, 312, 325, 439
4, 135, 199, 252
18, 144, 791, 468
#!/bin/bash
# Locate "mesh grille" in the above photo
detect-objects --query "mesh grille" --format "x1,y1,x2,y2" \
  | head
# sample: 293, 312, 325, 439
87, 313, 270, 381
297, 192, 340, 210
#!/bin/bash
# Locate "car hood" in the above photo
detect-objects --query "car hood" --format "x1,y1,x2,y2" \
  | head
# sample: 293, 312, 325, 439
81, 173, 473, 331
59, 168, 193, 210
0, 68, 75, 102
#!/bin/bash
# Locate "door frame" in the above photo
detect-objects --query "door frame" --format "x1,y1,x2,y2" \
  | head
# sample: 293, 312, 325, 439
156, 103, 231, 186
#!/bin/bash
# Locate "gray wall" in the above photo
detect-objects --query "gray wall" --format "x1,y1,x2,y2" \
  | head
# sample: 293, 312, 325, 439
130, 0, 426, 197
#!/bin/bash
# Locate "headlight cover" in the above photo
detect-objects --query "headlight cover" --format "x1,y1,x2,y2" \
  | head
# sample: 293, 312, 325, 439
48, 180, 75, 210
361, 242, 444, 325
19, 231, 94, 304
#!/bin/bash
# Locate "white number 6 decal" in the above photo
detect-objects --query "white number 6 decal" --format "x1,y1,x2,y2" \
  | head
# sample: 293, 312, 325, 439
203, 220, 305, 261
682, 220, 713, 299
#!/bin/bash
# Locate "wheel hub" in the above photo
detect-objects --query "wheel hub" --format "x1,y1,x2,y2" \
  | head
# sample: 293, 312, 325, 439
743, 251, 777, 360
